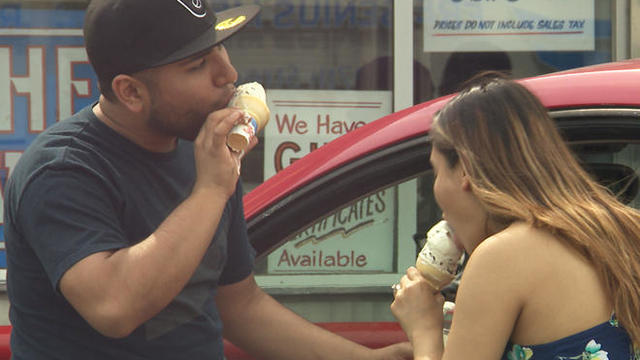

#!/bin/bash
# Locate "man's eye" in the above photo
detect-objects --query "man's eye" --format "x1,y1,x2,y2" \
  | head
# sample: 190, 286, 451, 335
190, 58, 206, 71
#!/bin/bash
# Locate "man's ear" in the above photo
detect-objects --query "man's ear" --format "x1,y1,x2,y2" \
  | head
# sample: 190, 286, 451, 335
111, 74, 148, 113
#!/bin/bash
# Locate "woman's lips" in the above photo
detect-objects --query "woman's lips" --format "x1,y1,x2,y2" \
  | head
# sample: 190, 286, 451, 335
452, 233, 464, 251
443, 215, 464, 251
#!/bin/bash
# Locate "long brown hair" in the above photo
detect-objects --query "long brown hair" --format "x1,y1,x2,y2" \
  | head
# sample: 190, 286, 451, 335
430, 74, 640, 345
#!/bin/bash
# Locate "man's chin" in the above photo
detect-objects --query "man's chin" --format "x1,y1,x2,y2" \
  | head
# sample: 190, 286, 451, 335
178, 118, 208, 142
177, 131, 198, 142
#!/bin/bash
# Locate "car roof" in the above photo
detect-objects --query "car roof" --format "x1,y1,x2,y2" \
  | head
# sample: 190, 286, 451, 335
244, 59, 640, 219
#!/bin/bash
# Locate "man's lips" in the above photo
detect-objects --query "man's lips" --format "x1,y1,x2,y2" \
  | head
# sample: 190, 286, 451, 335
224, 87, 236, 107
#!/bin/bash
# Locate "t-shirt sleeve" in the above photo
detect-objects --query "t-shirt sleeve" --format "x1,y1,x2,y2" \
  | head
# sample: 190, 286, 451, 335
218, 181, 256, 285
17, 168, 128, 291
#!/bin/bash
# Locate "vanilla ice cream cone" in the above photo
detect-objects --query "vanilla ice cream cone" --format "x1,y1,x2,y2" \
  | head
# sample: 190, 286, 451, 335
227, 82, 271, 152
416, 221, 463, 291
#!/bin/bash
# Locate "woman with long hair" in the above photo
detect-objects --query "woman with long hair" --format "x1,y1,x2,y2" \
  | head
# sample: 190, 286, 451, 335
391, 74, 640, 360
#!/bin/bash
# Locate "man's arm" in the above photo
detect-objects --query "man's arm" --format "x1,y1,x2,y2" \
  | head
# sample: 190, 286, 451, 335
217, 274, 413, 360
59, 186, 229, 338
59, 108, 244, 338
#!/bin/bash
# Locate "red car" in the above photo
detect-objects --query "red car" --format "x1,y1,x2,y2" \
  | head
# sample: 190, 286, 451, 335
2, 60, 640, 359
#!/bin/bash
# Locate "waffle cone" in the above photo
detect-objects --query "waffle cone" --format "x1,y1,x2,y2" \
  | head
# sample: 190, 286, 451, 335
416, 260, 456, 291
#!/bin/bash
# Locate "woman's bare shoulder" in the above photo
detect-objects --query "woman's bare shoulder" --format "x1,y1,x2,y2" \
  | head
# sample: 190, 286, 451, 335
463, 222, 562, 299
464, 222, 610, 345
459, 223, 544, 304
473, 222, 561, 262
471, 222, 551, 263
445, 223, 543, 359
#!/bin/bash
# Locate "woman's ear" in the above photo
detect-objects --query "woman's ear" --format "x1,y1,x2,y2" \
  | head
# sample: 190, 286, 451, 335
459, 165, 472, 191
461, 175, 472, 191
111, 74, 148, 113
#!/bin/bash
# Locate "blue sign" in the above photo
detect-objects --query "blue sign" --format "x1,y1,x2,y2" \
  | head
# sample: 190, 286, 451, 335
0, 8, 101, 275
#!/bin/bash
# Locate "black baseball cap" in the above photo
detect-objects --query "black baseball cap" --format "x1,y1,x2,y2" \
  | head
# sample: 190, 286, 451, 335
83, 0, 260, 80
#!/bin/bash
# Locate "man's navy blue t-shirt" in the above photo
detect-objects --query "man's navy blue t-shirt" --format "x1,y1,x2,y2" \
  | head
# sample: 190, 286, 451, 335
4, 105, 255, 359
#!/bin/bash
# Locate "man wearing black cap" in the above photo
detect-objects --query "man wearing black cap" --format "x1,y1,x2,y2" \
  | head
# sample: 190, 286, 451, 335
3, 0, 411, 359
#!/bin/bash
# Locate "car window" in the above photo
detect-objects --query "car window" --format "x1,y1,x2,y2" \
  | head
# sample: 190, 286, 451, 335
253, 116, 640, 322
254, 141, 640, 267
575, 142, 640, 208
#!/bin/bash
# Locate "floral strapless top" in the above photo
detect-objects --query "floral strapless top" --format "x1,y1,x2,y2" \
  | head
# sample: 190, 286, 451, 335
503, 314, 639, 360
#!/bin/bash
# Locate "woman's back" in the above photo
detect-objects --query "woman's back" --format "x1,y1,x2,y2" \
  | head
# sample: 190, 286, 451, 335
498, 223, 638, 359
443, 222, 633, 359
505, 222, 611, 345
469, 222, 637, 360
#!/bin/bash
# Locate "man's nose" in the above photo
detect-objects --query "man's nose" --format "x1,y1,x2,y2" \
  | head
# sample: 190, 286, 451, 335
213, 57, 238, 87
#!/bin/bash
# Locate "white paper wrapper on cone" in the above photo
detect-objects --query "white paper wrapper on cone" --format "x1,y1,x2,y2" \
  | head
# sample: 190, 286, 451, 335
227, 114, 258, 152
442, 301, 455, 344
227, 83, 271, 152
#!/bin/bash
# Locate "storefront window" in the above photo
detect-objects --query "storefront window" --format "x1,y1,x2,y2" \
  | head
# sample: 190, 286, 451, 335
224, 1, 403, 282
222, 0, 394, 191
0, 0, 396, 269
251, 0, 618, 295
412, 0, 613, 99
0, 0, 625, 316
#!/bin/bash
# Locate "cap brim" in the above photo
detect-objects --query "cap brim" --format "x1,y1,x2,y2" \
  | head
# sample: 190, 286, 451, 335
149, 5, 260, 69
213, 5, 260, 45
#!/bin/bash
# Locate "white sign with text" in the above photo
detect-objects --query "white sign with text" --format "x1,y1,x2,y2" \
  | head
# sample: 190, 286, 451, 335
263, 90, 393, 274
264, 90, 391, 179
424, 0, 595, 52
267, 189, 396, 274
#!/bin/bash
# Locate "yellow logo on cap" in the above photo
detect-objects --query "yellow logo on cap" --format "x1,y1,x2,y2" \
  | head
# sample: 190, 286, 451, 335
215, 16, 246, 31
